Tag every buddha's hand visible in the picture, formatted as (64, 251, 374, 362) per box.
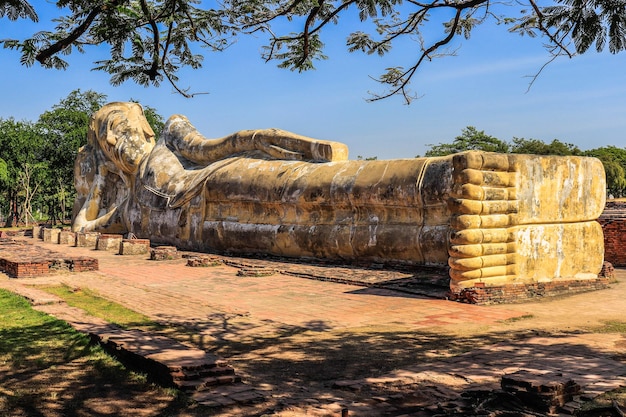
(256, 138, 305, 160)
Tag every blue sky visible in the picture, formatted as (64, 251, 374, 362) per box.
(1, 3, 625, 160)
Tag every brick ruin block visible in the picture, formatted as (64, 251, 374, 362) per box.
(186, 255, 223, 267)
(0, 230, 28, 238)
(8, 260, 50, 278)
(150, 246, 179, 261)
(96, 234, 124, 251)
(0, 238, 99, 277)
(42, 228, 61, 243)
(48, 258, 72, 272)
(598, 218, 626, 267)
(599, 261, 616, 283)
(67, 257, 99, 272)
(58, 230, 76, 245)
(28, 226, 45, 239)
(236, 266, 276, 277)
(2, 256, 99, 277)
(75, 232, 100, 248)
(501, 370, 581, 414)
(119, 239, 150, 255)
(451, 278, 610, 305)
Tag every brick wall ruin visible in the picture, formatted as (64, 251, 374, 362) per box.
(598, 201, 626, 267)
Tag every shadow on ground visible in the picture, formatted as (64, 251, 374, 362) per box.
(0, 321, 196, 417)
(2, 305, 626, 416)
(148, 310, 626, 416)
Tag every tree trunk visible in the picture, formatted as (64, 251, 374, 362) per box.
(4, 194, 17, 228)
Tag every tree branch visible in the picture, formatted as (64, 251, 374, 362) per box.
(162, 21, 174, 66)
(299, 0, 324, 66)
(370, 8, 464, 103)
(242, 0, 306, 29)
(35, 6, 103, 64)
(308, 1, 355, 36)
(139, 0, 161, 80)
(262, 1, 353, 63)
(370, 10, 426, 52)
(161, 1, 177, 64)
(409, 0, 490, 10)
(528, 0, 574, 58)
(525, 51, 561, 91)
(161, 59, 208, 98)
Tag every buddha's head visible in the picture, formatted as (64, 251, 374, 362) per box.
(88, 102, 156, 174)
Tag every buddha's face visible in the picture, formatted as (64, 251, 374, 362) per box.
(92, 102, 156, 174)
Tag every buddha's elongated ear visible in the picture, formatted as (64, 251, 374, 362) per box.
(92, 106, 122, 149)
(104, 117, 118, 147)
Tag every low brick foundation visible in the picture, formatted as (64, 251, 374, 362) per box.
(0, 229, 30, 238)
(42, 228, 61, 243)
(150, 246, 179, 261)
(0, 258, 49, 278)
(76, 232, 100, 248)
(0, 238, 99, 278)
(450, 278, 610, 305)
(59, 230, 76, 245)
(237, 266, 276, 277)
(186, 255, 222, 267)
(96, 234, 123, 252)
(67, 257, 100, 272)
(120, 239, 150, 255)
(5, 257, 99, 277)
(501, 370, 581, 414)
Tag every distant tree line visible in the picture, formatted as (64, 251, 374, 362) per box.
(424, 126, 626, 197)
(0, 89, 163, 227)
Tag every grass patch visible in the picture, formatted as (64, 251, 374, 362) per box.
(0, 288, 192, 417)
(578, 387, 626, 415)
(40, 285, 163, 332)
(502, 314, 535, 323)
(0, 289, 92, 369)
(595, 320, 626, 333)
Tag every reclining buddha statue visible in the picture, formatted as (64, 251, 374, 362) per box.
(73, 102, 607, 302)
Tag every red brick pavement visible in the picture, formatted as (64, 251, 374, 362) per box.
(10, 238, 526, 334)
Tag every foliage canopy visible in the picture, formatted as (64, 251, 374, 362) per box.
(425, 126, 509, 156)
(0, 89, 164, 227)
(2, 0, 626, 102)
(425, 126, 626, 196)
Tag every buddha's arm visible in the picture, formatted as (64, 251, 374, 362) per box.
(236, 128, 349, 162)
(163, 115, 348, 164)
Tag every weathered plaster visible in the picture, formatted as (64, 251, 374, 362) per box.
(73, 103, 606, 298)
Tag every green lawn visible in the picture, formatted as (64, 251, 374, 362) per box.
(41, 284, 163, 331)
(0, 289, 192, 417)
(0, 288, 93, 369)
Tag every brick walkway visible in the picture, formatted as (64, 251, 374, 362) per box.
(11, 238, 522, 329)
(2, 236, 626, 415)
